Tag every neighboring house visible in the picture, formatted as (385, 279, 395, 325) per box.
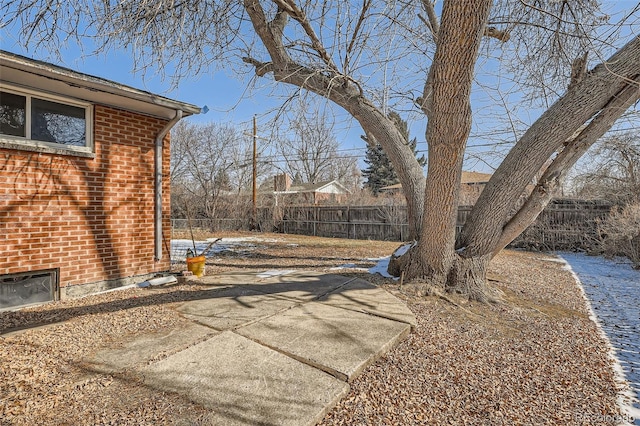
(379, 171, 493, 205)
(377, 183, 403, 196)
(0, 50, 200, 309)
(459, 171, 493, 205)
(263, 173, 349, 205)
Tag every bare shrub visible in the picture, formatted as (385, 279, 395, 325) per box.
(598, 202, 640, 267)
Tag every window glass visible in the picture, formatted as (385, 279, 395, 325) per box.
(0, 91, 26, 137)
(1, 270, 57, 309)
(31, 97, 86, 146)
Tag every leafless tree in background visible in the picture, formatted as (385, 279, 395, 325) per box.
(270, 104, 358, 185)
(170, 120, 271, 223)
(4, 0, 640, 301)
(566, 129, 640, 266)
(569, 132, 640, 204)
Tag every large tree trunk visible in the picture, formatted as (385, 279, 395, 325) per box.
(449, 37, 638, 301)
(349, 102, 426, 240)
(492, 77, 640, 256)
(395, 27, 640, 302)
(396, 0, 493, 294)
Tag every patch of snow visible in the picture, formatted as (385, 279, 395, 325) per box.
(538, 257, 567, 263)
(368, 256, 398, 279)
(368, 243, 414, 279)
(171, 237, 269, 261)
(216, 236, 279, 243)
(256, 270, 296, 278)
(393, 241, 415, 257)
(558, 253, 640, 425)
(330, 264, 369, 272)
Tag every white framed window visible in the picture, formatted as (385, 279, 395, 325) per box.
(0, 84, 93, 154)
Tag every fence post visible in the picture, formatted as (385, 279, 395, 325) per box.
(313, 206, 317, 237)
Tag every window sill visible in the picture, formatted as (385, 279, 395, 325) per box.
(0, 139, 95, 159)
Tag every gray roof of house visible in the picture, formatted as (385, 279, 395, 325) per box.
(0, 50, 201, 120)
(259, 178, 349, 194)
(289, 181, 341, 193)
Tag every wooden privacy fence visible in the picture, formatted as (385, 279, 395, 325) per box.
(171, 208, 273, 233)
(279, 205, 412, 241)
(511, 199, 612, 250)
(279, 205, 471, 241)
(277, 199, 613, 249)
(172, 218, 248, 232)
(171, 199, 612, 250)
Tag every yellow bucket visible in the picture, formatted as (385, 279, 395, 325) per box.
(186, 255, 206, 277)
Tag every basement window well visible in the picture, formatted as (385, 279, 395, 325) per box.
(1, 269, 58, 310)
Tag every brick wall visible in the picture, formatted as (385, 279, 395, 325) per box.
(0, 105, 172, 296)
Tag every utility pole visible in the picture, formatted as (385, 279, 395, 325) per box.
(251, 115, 257, 230)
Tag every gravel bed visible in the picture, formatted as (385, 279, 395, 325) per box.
(0, 234, 625, 425)
(1, 286, 212, 425)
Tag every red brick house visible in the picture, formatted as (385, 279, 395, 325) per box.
(0, 51, 200, 309)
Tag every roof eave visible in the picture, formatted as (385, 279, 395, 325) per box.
(0, 50, 201, 119)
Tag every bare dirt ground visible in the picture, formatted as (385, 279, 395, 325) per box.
(1, 232, 623, 425)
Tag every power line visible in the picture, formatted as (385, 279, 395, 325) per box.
(188, 125, 640, 166)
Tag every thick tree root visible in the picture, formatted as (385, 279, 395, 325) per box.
(399, 281, 443, 298)
(388, 244, 503, 303)
(446, 255, 503, 303)
(399, 281, 489, 321)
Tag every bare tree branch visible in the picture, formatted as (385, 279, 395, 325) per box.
(271, 0, 339, 73)
(344, 0, 371, 75)
(460, 34, 640, 257)
(420, 0, 439, 40)
(494, 75, 640, 255)
(484, 26, 510, 42)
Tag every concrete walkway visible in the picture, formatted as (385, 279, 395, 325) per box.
(87, 271, 416, 426)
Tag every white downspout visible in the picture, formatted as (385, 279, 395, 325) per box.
(155, 110, 183, 261)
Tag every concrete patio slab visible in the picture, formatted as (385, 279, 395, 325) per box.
(318, 278, 417, 329)
(177, 286, 298, 330)
(86, 322, 217, 374)
(245, 272, 356, 303)
(140, 331, 349, 426)
(82, 272, 414, 425)
(236, 302, 411, 382)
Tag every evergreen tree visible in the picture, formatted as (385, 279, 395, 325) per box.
(362, 112, 426, 195)
(362, 142, 397, 195)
